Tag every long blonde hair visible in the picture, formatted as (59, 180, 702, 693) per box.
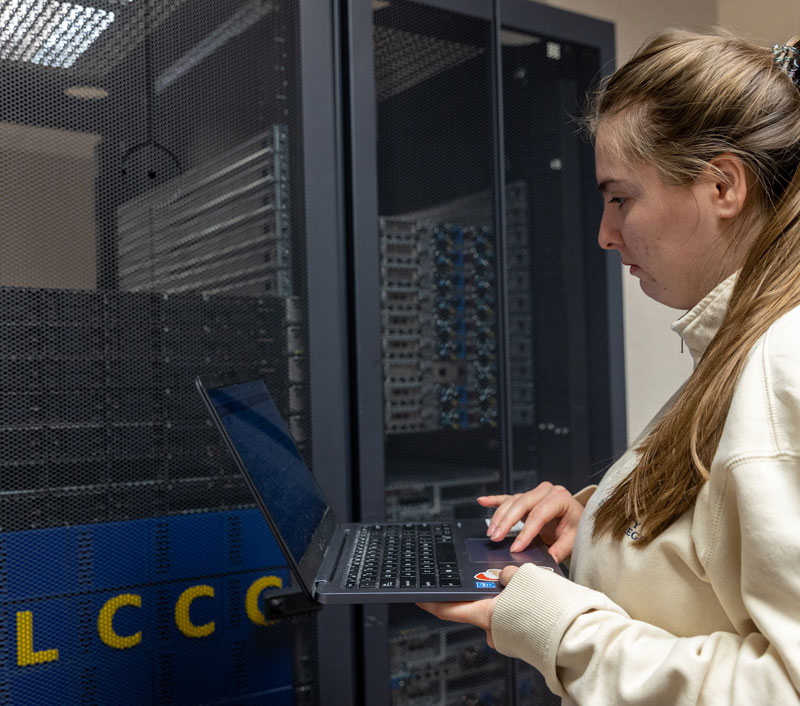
(586, 29, 800, 544)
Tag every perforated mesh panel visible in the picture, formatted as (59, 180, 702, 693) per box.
(0, 1, 317, 704)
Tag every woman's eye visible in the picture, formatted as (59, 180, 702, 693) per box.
(609, 196, 627, 208)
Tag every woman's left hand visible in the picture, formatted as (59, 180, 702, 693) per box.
(416, 565, 519, 648)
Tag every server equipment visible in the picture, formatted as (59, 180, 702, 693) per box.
(351, 3, 620, 704)
(0, 1, 324, 704)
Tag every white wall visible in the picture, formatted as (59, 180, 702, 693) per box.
(0, 123, 100, 291)
(717, 0, 800, 45)
(538, 0, 717, 66)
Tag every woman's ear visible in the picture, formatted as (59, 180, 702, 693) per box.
(708, 153, 748, 219)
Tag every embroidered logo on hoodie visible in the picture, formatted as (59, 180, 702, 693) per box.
(625, 520, 641, 541)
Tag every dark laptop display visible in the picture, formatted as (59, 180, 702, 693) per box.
(206, 379, 328, 560)
(197, 371, 562, 604)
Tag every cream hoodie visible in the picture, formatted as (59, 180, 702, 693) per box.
(491, 273, 800, 705)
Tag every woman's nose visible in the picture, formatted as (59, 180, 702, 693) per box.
(597, 215, 622, 251)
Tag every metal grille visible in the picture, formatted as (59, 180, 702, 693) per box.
(0, 0, 317, 704)
(374, 24, 483, 102)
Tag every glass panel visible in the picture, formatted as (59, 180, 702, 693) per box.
(501, 28, 604, 498)
(375, 3, 501, 527)
(0, 1, 317, 704)
(501, 26, 604, 706)
(373, 3, 509, 704)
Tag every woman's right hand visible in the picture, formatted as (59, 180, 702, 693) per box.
(478, 482, 585, 563)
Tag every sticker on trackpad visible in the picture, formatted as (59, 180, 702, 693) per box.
(465, 536, 547, 563)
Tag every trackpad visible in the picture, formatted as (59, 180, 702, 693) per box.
(465, 536, 548, 564)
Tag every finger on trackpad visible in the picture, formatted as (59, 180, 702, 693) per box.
(465, 537, 547, 563)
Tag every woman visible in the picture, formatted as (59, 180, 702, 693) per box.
(419, 29, 800, 704)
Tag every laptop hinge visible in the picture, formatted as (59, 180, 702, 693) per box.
(315, 527, 349, 591)
(262, 588, 321, 620)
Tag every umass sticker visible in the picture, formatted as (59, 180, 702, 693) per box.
(474, 569, 501, 588)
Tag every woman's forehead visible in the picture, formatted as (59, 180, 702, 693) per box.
(594, 133, 634, 183)
(593, 108, 651, 161)
(595, 120, 656, 187)
(594, 117, 630, 160)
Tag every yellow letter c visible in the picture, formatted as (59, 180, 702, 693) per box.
(175, 585, 215, 638)
(98, 594, 142, 649)
(245, 575, 283, 626)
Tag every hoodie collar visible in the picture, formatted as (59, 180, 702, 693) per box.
(670, 271, 738, 367)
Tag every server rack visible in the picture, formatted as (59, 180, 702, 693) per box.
(0, 1, 353, 704)
(346, 1, 621, 704)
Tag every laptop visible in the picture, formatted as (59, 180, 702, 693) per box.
(196, 371, 561, 604)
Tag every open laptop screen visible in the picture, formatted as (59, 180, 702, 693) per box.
(205, 377, 328, 565)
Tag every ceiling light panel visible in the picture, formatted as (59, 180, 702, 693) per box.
(0, 0, 115, 68)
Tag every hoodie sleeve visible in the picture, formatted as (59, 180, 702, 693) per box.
(492, 560, 800, 705)
(491, 453, 800, 706)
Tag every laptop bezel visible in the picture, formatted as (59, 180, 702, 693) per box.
(195, 371, 340, 599)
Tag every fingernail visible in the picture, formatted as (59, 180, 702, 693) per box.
(509, 542, 519, 552)
(491, 530, 501, 540)
(486, 523, 495, 536)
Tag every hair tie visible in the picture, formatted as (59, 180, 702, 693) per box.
(773, 44, 800, 88)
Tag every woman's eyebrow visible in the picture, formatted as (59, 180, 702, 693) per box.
(597, 179, 625, 192)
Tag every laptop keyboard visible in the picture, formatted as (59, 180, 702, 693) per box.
(346, 523, 461, 589)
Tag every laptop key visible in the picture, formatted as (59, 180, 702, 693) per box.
(344, 522, 469, 593)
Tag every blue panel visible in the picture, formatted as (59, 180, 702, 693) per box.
(0, 512, 297, 706)
(82, 520, 151, 590)
(152, 514, 226, 582)
(8, 661, 79, 706)
(92, 649, 152, 706)
(153, 641, 227, 706)
(6, 527, 73, 600)
(227, 509, 285, 572)
(225, 619, 294, 698)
